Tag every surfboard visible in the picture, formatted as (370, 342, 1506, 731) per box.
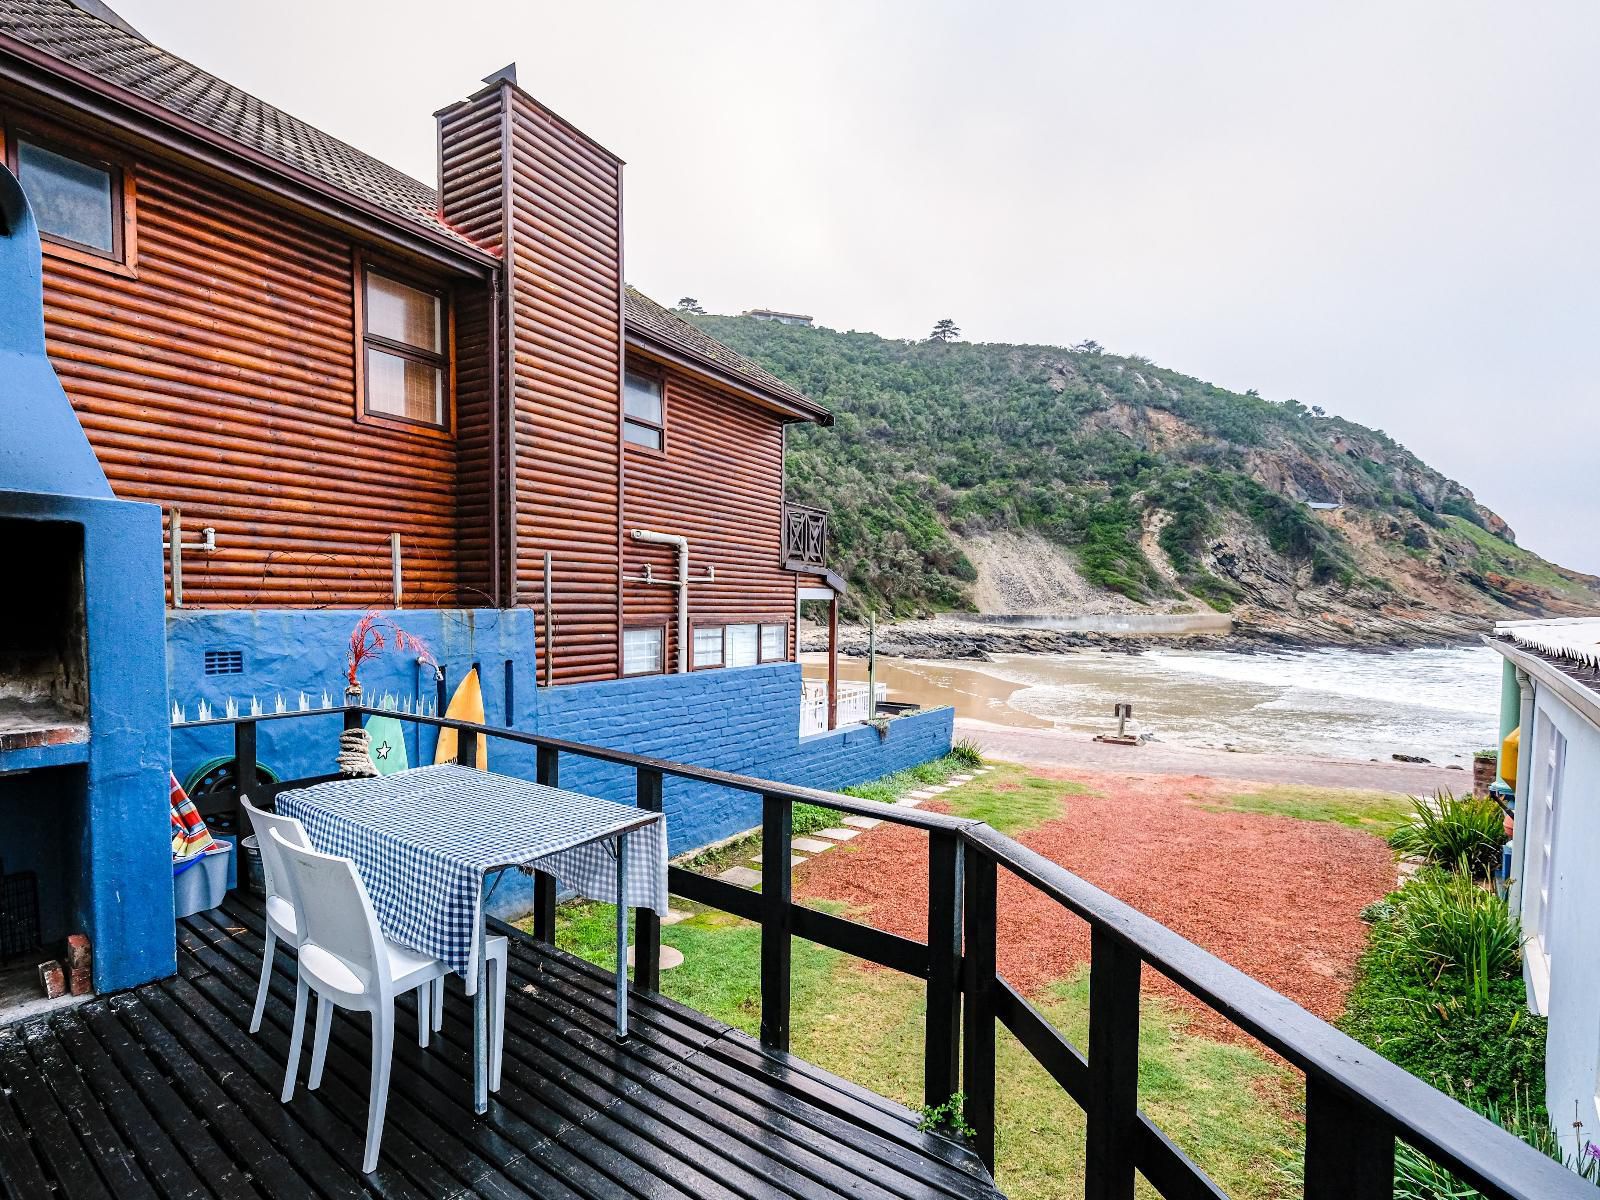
(433, 667, 489, 770)
(364, 713, 410, 776)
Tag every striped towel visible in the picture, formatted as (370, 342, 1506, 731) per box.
(170, 773, 216, 858)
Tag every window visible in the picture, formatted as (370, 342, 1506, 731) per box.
(623, 371, 664, 450)
(10, 133, 122, 260)
(362, 267, 449, 429)
(760, 623, 787, 662)
(726, 624, 759, 668)
(622, 626, 664, 676)
(692, 625, 724, 669)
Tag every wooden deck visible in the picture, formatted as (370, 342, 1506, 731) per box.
(0, 894, 1002, 1199)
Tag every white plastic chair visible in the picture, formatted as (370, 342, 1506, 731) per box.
(269, 829, 452, 1173)
(241, 797, 311, 1034)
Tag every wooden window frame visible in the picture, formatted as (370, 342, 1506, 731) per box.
(2, 118, 138, 278)
(690, 622, 725, 671)
(621, 623, 668, 677)
(758, 621, 790, 664)
(623, 367, 667, 456)
(354, 254, 456, 440)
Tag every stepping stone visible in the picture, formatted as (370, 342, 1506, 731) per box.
(895, 798, 923, 808)
(627, 945, 685, 970)
(661, 908, 692, 926)
(926, 785, 951, 795)
(792, 837, 835, 854)
(814, 828, 859, 842)
(752, 854, 807, 868)
(948, 774, 975, 783)
(841, 816, 881, 830)
(906, 790, 936, 800)
(974, 767, 993, 775)
(716, 866, 761, 888)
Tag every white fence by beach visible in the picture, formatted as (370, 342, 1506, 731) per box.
(799, 679, 888, 736)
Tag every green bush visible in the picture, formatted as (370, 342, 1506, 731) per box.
(1394, 1085, 1599, 1198)
(1373, 868, 1522, 1004)
(949, 737, 983, 768)
(1388, 791, 1508, 876)
(1340, 883, 1544, 1119)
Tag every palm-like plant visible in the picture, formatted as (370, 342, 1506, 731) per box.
(1388, 790, 1507, 876)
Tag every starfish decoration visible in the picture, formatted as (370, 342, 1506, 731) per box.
(374, 740, 392, 762)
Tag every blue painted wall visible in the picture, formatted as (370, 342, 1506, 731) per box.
(0, 491, 172, 993)
(167, 607, 953, 916)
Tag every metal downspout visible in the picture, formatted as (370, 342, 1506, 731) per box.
(630, 530, 689, 673)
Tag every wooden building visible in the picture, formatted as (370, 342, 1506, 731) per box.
(0, 0, 846, 703)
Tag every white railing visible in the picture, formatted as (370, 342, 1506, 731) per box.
(799, 679, 889, 736)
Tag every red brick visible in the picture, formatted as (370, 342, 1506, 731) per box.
(37, 960, 65, 1000)
(65, 933, 91, 972)
(68, 966, 92, 997)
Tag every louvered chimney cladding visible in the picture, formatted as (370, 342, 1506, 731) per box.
(436, 73, 626, 683)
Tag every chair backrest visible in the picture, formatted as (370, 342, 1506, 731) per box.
(241, 797, 310, 919)
(268, 828, 391, 993)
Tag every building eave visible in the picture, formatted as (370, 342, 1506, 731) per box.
(0, 32, 500, 277)
(1483, 634, 1600, 732)
(625, 327, 832, 426)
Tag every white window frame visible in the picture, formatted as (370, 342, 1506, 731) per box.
(1522, 713, 1565, 1013)
(692, 625, 724, 670)
(759, 623, 787, 663)
(622, 625, 665, 677)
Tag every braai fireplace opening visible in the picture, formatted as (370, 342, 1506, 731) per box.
(0, 517, 88, 751)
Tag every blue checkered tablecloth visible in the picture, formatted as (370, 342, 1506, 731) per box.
(277, 764, 667, 976)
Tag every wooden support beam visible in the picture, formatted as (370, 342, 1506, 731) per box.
(961, 844, 997, 1168)
(760, 793, 793, 1051)
(925, 829, 962, 1111)
(1085, 927, 1141, 1200)
(633, 767, 664, 992)
(827, 596, 839, 731)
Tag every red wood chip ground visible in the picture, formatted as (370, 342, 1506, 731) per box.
(793, 768, 1396, 1033)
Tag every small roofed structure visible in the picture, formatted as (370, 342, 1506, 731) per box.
(741, 308, 814, 326)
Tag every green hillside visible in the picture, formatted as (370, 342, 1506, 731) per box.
(693, 314, 1594, 626)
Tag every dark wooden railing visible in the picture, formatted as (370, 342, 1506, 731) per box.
(181, 705, 1590, 1199)
(783, 502, 828, 569)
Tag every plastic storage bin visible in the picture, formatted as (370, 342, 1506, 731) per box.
(173, 841, 233, 918)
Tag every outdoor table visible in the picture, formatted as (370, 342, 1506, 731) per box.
(277, 763, 668, 1114)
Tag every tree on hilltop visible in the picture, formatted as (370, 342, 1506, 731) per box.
(676, 297, 706, 314)
(928, 318, 960, 342)
(1072, 338, 1103, 356)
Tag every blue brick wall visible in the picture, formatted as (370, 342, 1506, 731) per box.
(167, 609, 953, 897)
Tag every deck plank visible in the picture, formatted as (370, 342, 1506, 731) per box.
(1, 896, 1004, 1200)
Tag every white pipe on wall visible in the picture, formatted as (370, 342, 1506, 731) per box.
(630, 530, 689, 673)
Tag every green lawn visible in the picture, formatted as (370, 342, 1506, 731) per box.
(938, 765, 1097, 836)
(1201, 784, 1413, 837)
(547, 896, 1302, 1200)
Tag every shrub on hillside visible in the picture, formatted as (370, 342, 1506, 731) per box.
(1388, 790, 1508, 876)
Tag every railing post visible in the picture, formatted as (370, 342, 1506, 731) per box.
(1304, 1078, 1394, 1200)
(1085, 927, 1141, 1200)
(233, 717, 257, 812)
(634, 767, 664, 992)
(961, 842, 997, 1169)
(454, 722, 478, 768)
(760, 793, 792, 1051)
(925, 829, 963, 1111)
(532, 747, 560, 943)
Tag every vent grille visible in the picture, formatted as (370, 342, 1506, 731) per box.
(203, 648, 244, 676)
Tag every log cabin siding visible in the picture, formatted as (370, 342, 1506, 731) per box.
(622, 364, 797, 668)
(9, 103, 474, 608)
(502, 87, 625, 683)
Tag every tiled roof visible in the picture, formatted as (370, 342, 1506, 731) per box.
(625, 289, 827, 422)
(2, 2, 825, 419)
(0, 0, 474, 249)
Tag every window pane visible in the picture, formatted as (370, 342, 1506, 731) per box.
(760, 623, 785, 661)
(623, 627, 663, 676)
(367, 273, 441, 353)
(366, 348, 443, 424)
(624, 372, 662, 424)
(624, 420, 662, 449)
(17, 140, 114, 253)
(693, 626, 723, 669)
(726, 624, 759, 668)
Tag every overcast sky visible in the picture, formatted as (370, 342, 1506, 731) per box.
(117, 1, 1600, 573)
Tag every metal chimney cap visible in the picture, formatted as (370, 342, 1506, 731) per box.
(482, 63, 518, 87)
